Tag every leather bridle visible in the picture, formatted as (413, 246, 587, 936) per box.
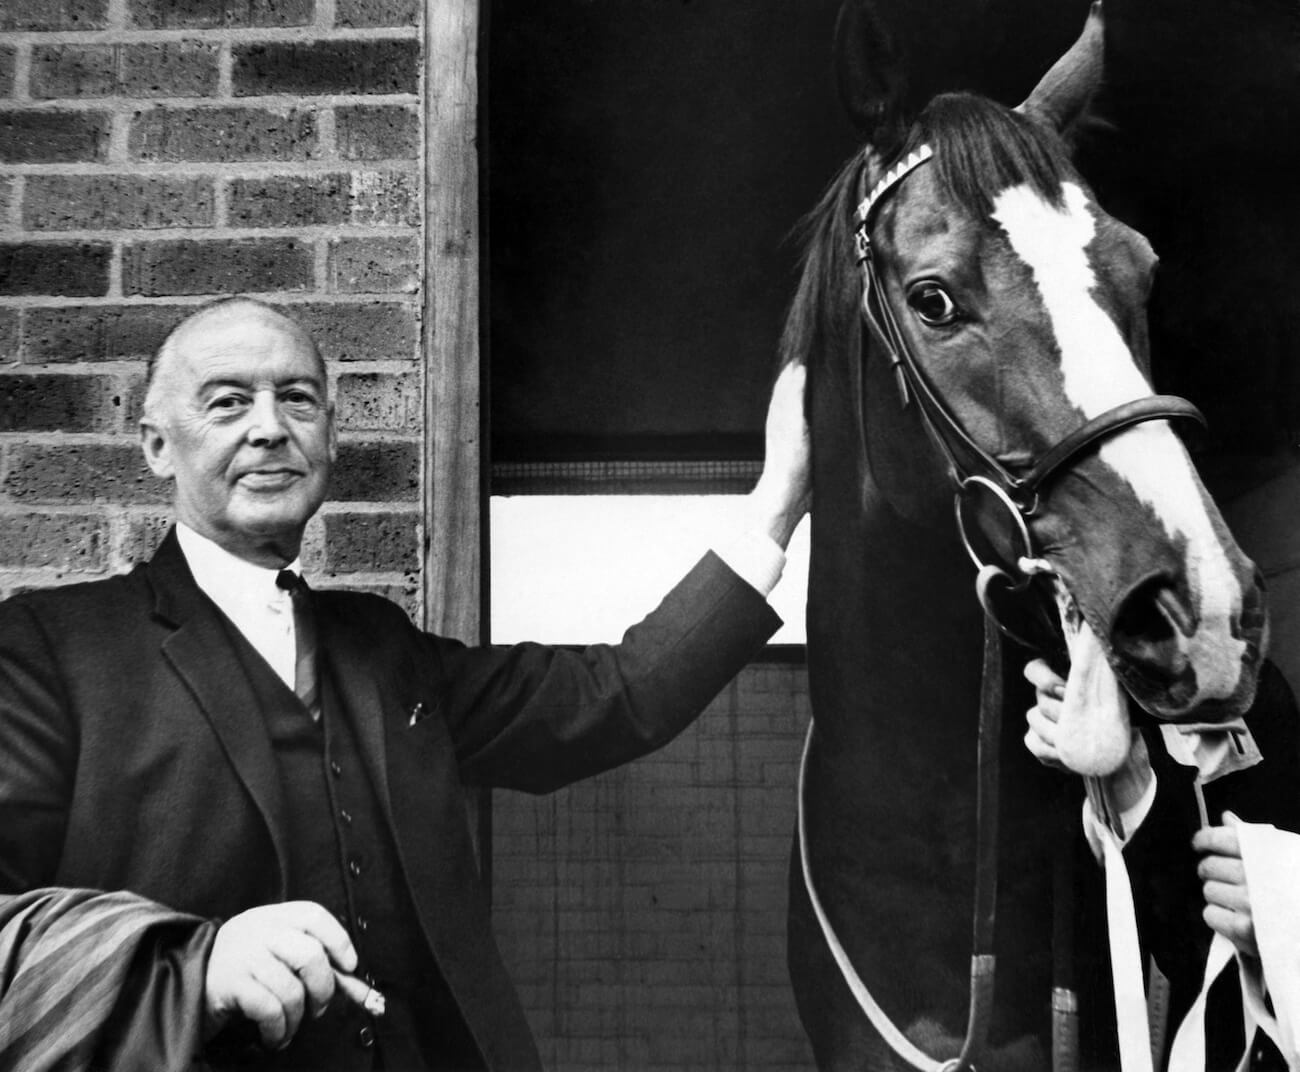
(797, 143, 1205, 1072)
(852, 145, 1206, 629)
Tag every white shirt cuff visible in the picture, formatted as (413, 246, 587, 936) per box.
(714, 530, 787, 597)
(1082, 772, 1159, 860)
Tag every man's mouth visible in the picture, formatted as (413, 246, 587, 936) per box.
(237, 469, 302, 491)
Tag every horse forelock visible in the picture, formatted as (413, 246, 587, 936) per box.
(908, 92, 1073, 221)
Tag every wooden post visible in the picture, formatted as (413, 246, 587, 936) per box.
(425, 0, 491, 886)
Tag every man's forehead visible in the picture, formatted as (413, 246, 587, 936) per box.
(164, 307, 324, 382)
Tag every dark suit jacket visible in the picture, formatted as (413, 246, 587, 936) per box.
(0, 529, 780, 1070)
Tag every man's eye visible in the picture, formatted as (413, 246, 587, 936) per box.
(210, 395, 246, 410)
(907, 282, 961, 327)
(282, 391, 319, 408)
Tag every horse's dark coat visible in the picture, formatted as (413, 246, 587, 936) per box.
(790, 2, 1300, 1069)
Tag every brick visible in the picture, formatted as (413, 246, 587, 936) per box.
(233, 40, 418, 97)
(327, 236, 419, 294)
(31, 43, 222, 100)
(0, 0, 108, 31)
(336, 372, 420, 432)
(21, 304, 190, 364)
(335, 105, 417, 160)
(128, 0, 312, 29)
(22, 300, 417, 366)
(0, 111, 110, 164)
(0, 242, 110, 297)
(129, 106, 317, 163)
(229, 171, 417, 228)
(0, 178, 11, 230)
(0, 49, 15, 99)
(284, 301, 418, 362)
(122, 238, 313, 296)
(0, 374, 124, 432)
(31, 46, 115, 99)
(0, 513, 108, 569)
(24, 176, 215, 231)
(331, 440, 418, 502)
(335, 0, 418, 27)
(120, 512, 173, 563)
(2, 443, 166, 505)
(0, 311, 16, 362)
(121, 43, 222, 98)
(323, 511, 418, 571)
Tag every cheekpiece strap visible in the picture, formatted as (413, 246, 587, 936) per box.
(853, 144, 935, 262)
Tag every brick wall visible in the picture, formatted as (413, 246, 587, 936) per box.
(0, 0, 423, 607)
(493, 662, 817, 1072)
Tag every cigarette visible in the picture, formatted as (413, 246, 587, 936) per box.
(334, 969, 387, 1017)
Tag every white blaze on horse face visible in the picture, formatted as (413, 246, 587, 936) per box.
(991, 181, 1247, 703)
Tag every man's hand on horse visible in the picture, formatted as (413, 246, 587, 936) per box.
(749, 361, 812, 549)
(1193, 814, 1259, 961)
(1021, 658, 1154, 815)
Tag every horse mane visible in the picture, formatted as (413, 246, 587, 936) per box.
(779, 91, 1077, 373)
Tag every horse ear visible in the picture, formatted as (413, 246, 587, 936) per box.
(833, 0, 908, 139)
(1016, 1, 1104, 132)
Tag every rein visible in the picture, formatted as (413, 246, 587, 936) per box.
(798, 142, 1206, 1072)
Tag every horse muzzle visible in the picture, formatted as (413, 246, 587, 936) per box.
(1103, 560, 1268, 722)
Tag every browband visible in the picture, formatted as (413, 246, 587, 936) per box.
(854, 144, 935, 251)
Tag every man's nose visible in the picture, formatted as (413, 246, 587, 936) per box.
(246, 393, 289, 446)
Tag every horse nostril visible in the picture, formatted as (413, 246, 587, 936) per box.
(1111, 578, 1192, 678)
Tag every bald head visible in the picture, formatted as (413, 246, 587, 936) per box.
(145, 299, 325, 421)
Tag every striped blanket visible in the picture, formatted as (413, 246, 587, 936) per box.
(0, 887, 215, 1071)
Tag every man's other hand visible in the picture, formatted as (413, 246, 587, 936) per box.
(749, 361, 812, 549)
(1022, 657, 1153, 814)
(1193, 815, 1259, 961)
(204, 901, 358, 1050)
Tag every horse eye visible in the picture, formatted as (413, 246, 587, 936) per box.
(907, 282, 960, 327)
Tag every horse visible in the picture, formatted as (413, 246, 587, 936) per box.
(779, 10, 1271, 1069)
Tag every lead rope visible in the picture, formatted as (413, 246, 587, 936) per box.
(797, 615, 1002, 1072)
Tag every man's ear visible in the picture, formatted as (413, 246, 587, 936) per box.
(139, 417, 174, 479)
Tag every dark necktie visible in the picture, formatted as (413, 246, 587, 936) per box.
(276, 569, 320, 720)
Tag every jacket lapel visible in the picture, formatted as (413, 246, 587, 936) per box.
(147, 531, 290, 885)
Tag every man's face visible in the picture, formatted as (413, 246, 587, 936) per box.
(141, 310, 337, 564)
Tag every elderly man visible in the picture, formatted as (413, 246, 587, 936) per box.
(0, 298, 810, 1071)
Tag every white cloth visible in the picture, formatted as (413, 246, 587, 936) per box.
(1238, 822, 1300, 1068)
(175, 523, 300, 690)
(1083, 804, 1154, 1072)
(1166, 821, 1300, 1071)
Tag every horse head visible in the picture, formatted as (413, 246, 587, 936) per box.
(786, 5, 1267, 775)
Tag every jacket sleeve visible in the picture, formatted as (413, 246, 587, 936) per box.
(0, 603, 220, 1071)
(0, 887, 215, 1072)
(0, 597, 78, 892)
(428, 551, 781, 792)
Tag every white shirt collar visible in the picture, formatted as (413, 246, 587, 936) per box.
(175, 522, 302, 610)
